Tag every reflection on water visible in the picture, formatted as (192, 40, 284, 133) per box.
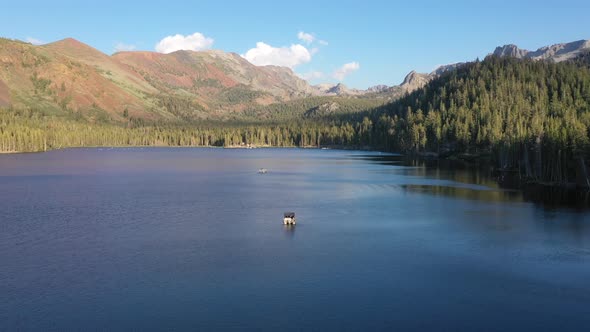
(401, 184, 522, 203)
(283, 225, 296, 239)
(357, 154, 590, 210)
(523, 184, 590, 210)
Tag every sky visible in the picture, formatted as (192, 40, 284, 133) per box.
(1, 0, 589, 89)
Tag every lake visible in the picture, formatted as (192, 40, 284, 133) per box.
(1, 148, 589, 331)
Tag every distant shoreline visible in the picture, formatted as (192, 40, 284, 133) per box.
(0, 144, 388, 155)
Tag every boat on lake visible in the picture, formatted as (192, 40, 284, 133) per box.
(283, 212, 296, 225)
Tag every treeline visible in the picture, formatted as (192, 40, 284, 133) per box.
(0, 93, 387, 152)
(0, 107, 368, 152)
(356, 55, 590, 185)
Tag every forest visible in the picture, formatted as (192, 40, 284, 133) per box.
(0, 106, 367, 152)
(2, 53, 590, 187)
(361, 55, 590, 186)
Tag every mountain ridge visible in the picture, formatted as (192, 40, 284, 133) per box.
(492, 39, 590, 62)
(0, 37, 320, 120)
(2, 37, 589, 121)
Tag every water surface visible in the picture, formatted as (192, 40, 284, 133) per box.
(1, 148, 589, 331)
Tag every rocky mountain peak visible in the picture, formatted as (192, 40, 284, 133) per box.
(327, 83, 348, 94)
(493, 44, 529, 58)
(492, 39, 590, 62)
(400, 70, 430, 93)
(401, 71, 418, 85)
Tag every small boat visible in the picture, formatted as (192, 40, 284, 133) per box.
(283, 212, 296, 225)
(258, 168, 268, 174)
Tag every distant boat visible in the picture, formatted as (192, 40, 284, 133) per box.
(283, 212, 296, 225)
(258, 168, 268, 174)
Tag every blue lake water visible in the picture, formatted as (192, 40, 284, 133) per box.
(1, 148, 589, 331)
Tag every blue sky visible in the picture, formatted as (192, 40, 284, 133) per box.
(1, 0, 589, 89)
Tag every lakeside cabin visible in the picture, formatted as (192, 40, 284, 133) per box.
(283, 212, 296, 225)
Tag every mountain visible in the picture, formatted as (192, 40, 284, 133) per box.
(0, 37, 317, 121)
(366, 85, 390, 93)
(4, 36, 588, 122)
(493, 39, 590, 62)
(365, 39, 590, 100)
(112, 49, 314, 102)
(491, 44, 529, 59)
(310, 71, 438, 100)
(313, 83, 366, 96)
(399, 71, 430, 93)
(430, 62, 466, 76)
(0, 37, 155, 120)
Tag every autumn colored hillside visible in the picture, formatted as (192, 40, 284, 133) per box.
(0, 37, 318, 122)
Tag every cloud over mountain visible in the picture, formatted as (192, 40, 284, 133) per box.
(242, 42, 312, 69)
(333, 62, 360, 80)
(155, 32, 214, 54)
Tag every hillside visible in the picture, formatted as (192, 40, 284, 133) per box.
(359, 55, 590, 185)
(0, 37, 325, 121)
(112, 49, 315, 107)
(0, 38, 158, 121)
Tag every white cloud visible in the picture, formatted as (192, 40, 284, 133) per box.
(155, 32, 214, 54)
(298, 71, 325, 80)
(297, 31, 315, 44)
(298, 31, 330, 47)
(26, 37, 44, 45)
(114, 42, 136, 52)
(242, 42, 312, 69)
(333, 62, 360, 81)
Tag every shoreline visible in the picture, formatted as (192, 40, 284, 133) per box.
(0, 144, 386, 155)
